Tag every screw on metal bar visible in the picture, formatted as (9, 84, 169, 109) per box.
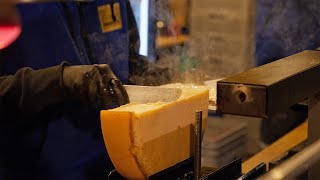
(194, 110, 202, 180)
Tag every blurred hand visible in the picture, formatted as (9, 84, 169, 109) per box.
(63, 64, 129, 109)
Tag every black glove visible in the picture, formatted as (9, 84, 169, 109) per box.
(63, 64, 129, 109)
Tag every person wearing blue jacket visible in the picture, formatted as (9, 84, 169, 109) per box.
(256, 0, 320, 145)
(256, 0, 320, 65)
(0, 0, 170, 179)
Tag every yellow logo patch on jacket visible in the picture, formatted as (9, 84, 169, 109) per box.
(98, 3, 122, 33)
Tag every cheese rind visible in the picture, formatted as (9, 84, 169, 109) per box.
(101, 111, 145, 179)
(101, 86, 209, 179)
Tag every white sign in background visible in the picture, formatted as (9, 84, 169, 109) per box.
(189, 0, 256, 78)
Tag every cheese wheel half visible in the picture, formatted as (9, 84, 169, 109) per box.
(101, 85, 209, 179)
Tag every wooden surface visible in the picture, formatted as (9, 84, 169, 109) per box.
(156, 35, 189, 48)
(242, 121, 308, 173)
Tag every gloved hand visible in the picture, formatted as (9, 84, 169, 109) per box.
(63, 64, 129, 109)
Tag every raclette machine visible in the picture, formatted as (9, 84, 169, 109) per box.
(217, 50, 320, 179)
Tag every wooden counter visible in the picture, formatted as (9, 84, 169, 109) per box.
(242, 121, 308, 173)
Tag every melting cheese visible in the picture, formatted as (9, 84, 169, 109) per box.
(100, 85, 209, 179)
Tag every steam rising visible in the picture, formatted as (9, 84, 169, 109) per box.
(153, 0, 212, 85)
(163, 0, 255, 84)
(129, 0, 256, 86)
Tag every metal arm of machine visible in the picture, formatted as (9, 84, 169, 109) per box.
(217, 50, 320, 180)
(217, 50, 320, 118)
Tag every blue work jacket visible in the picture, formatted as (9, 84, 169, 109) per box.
(256, 0, 320, 65)
(0, 1, 130, 179)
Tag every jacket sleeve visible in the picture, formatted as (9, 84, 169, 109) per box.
(0, 63, 68, 115)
